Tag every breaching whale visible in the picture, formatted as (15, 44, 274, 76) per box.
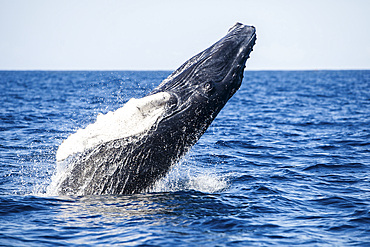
(49, 23, 256, 195)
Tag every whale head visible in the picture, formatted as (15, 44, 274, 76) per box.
(152, 23, 256, 141)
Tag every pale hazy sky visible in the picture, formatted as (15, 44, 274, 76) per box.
(1, 0, 369, 70)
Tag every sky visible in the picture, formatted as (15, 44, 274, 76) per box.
(0, 0, 369, 71)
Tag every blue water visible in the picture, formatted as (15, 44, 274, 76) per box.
(1, 70, 369, 246)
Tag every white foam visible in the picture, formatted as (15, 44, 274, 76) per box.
(151, 162, 229, 194)
(56, 92, 171, 161)
(45, 158, 70, 196)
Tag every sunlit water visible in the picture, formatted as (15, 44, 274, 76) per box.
(1, 70, 369, 246)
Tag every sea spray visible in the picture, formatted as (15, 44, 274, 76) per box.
(151, 157, 229, 194)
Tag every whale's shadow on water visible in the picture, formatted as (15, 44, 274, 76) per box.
(47, 23, 257, 196)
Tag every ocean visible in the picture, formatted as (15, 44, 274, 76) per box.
(0, 70, 369, 246)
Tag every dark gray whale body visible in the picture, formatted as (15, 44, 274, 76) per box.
(55, 23, 256, 195)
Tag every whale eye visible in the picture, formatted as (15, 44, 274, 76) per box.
(204, 81, 214, 93)
(167, 93, 178, 110)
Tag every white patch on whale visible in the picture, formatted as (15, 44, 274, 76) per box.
(56, 92, 171, 162)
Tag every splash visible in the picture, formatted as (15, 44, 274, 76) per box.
(56, 92, 171, 161)
(46, 158, 71, 196)
(151, 160, 229, 194)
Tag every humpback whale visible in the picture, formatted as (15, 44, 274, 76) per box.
(49, 23, 256, 195)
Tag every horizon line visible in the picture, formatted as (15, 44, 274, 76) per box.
(1, 68, 369, 72)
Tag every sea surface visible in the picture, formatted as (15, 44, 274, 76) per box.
(0, 70, 369, 246)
